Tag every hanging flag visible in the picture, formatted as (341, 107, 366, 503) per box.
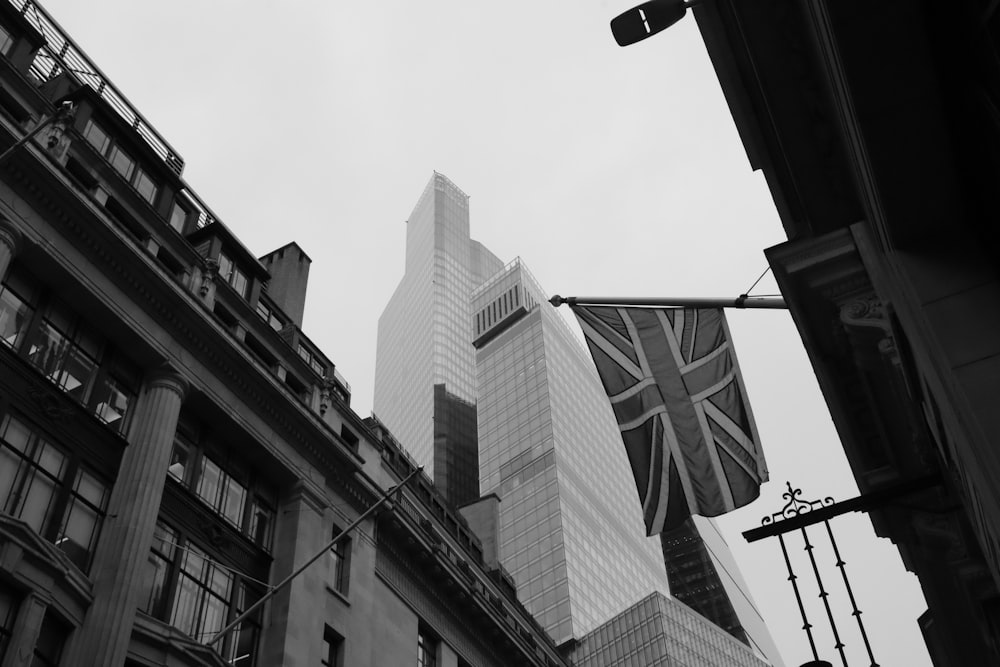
(571, 305, 767, 534)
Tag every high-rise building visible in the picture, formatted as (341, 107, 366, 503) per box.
(471, 259, 672, 643)
(0, 4, 570, 666)
(375, 173, 782, 665)
(374, 173, 503, 506)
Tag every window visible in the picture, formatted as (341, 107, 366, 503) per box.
(218, 253, 249, 299)
(329, 524, 351, 595)
(108, 145, 135, 180)
(417, 627, 438, 667)
(321, 626, 344, 667)
(3, 271, 142, 435)
(0, 270, 36, 349)
(82, 119, 110, 155)
(82, 119, 159, 206)
(255, 300, 282, 332)
(168, 201, 190, 233)
(31, 611, 69, 667)
(0, 414, 109, 571)
(296, 343, 325, 376)
(0, 585, 16, 662)
(167, 431, 276, 551)
(133, 167, 158, 205)
(142, 521, 262, 666)
(0, 25, 13, 56)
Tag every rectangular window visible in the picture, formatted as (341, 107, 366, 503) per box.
(0, 271, 36, 349)
(248, 488, 275, 550)
(2, 271, 138, 433)
(322, 626, 344, 667)
(143, 522, 177, 618)
(255, 301, 282, 331)
(133, 167, 158, 205)
(170, 542, 233, 639)
(0, 26, 12, 56)
(0, 414, 109, 571)
(31, 612, 68, 667)
(143, 522, 263, 666)
(329, 524, 351, 595)
(417, 628, 438, 667)
(296, 344, 324, 376)
(168, 435, 275, 551)
(168, 201, 189, 233)
(218, 253, 249, 299)
(0, 584, 16, 661)
(168, 437, 192, 483)
(108, 145, 135, 181)
(82, 119, 110, 155)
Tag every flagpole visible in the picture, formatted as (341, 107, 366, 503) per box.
(548, 295, 787, 309)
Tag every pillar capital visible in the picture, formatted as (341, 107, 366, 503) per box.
(145, 364, 189, 402)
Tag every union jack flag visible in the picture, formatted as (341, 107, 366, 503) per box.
(571, 305, 768, 534)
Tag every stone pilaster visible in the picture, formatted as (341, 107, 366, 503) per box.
(0, 592, 47, 667)
(259, 480, 328, 666)
(65, 367, 188, 667)
(0, 215, 23, 281)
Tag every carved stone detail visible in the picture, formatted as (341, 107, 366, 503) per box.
(839, 294, 891, 333)
(26, 384, 76, 421)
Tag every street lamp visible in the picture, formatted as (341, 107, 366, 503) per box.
(610, 0, 703, 46)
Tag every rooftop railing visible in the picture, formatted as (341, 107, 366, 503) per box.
(12, 0, 185, 174)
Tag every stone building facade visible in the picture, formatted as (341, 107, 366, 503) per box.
(0, 2, 568, 666)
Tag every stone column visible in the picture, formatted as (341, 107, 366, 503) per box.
(0, 215, 23, 281)
(65, 367, 188, 667)
(0, 592, 47, 667)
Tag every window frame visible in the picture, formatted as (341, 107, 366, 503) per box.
(218, 253, 249, 299)
(0, 412, 110, 572)
(4, 270, 141, 435)
(417, 627, 439, 667)
(168, 200, 190, 233)
(329, 523, 351, 596)
(0, 25, 13, 56)
(142, 520, 263, 666)
(321, 626, 344, 667)
(167, 429, 276, 552)
(82, 118, 160, 207)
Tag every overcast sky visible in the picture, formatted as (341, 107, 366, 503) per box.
(42, 1, 931, 664)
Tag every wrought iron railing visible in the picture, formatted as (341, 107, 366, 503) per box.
(11, 0, 185, 174)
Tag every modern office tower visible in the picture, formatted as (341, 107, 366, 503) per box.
(663, 519, 748, 643)
(376, 175, 780, 663)
(666, 517, 784, 664)
(570, 592, 770, 667)
(374, 172, 503, 506)
(471, 259, 671, 644)
(0, 5, 569, 666)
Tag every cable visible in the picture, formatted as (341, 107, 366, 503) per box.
(743, 266, 772, 297)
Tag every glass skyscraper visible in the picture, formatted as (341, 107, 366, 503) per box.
(471, 259, 670, 643)
(375, 172, 780, 663)
(374, 172, 503, 505)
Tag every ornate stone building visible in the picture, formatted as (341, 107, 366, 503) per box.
(693, 0, 1000, 663)
(0, 1, 569, 665)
